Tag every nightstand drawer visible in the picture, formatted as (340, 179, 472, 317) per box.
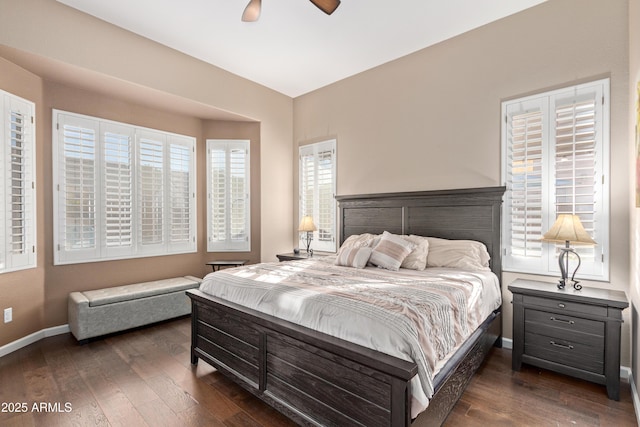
(525, 332, 604, 374)
(523, 295, 607, 317)
(525, 309, 605, 338)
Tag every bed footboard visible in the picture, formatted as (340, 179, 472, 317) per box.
(188, 289, 418, 427)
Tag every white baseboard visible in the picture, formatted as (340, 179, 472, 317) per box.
(630, 373, 640, 425)
(0, 324, 70, 358)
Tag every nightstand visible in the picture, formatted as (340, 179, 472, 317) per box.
(509, 279, 628, 400)
(276, 251, 332, 262)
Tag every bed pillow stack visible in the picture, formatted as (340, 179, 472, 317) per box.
(334, 232, 490, 272)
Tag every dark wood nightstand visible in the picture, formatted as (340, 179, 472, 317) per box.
(509, 279, 628, 400)
(276, 251, 332, 262)
(205, 260, 247, 271)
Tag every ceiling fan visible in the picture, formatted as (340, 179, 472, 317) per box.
(242, 0, 341, 22)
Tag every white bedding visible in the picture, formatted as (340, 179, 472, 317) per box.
(198, 257, 501, 417)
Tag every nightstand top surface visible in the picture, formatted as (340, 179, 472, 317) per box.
(508, 278, 628, 309)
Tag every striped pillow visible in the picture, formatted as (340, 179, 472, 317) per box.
(370, 231, 415, 271)
(334, 246, 373, 269)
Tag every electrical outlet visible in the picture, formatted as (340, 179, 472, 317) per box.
(4, 308, 12, 323)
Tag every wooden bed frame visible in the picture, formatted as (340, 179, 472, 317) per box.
(187, 186, 505, 427)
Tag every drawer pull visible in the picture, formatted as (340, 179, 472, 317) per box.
(550, 316, 574, 325)
(550, 341, 574, 350)
(557, 303, 566, 308)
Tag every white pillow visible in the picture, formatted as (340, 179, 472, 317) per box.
(334, 246, 372, 269)
(400, 235, 429, 270)
(339, 233, 377, 250)
(426, 237, 491, 271)
(370, 231, 415, 271)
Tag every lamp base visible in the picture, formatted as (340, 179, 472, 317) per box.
(557, 246, 583, 291)
(557, 279, 582, 291)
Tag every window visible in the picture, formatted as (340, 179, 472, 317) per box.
(0, 90, 36, 273)
(206, 140, 250, 252)
(299, 139, 336, 253)
(53, 110, 196, 264)
(501, 79, 609, 280)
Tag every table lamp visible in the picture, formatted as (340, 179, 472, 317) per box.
(542, 214, 596, 290)
(298, 215, 317, 255)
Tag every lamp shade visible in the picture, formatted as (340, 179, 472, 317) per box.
(542, 214, 596, 245)
(298, 215, 317, 232)
(241, 0, 261, 22)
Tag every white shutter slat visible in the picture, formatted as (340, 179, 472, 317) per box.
(169, 143, 191, 243)
(506, 107, 544, 258)
(0, 92, 36, 272)
(553, 97, 597, 261)
(104, 130, 132, 249)
(207, 140, 250, 252)
(138, 137, 164, 246)
(62, 123, 97, 252)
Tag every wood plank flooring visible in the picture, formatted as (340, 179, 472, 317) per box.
(0, 316, 636, 426)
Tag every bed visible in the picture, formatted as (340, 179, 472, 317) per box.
(187, 186, 505, 427)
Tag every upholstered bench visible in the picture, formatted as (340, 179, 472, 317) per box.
(68, 276, 202, 342)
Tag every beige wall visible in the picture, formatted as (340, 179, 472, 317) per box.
(0, 0, 292, 345)
(629, 0, 640, 402)
(294, 0, 633, 366)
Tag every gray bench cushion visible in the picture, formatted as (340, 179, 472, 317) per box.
(83, 276, 201, 307)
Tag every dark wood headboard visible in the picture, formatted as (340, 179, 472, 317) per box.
(336, 186, 506, 279)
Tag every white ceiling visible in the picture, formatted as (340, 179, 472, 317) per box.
(56, 0, 546, 98)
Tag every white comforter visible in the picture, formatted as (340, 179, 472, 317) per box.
(198, 257, 501, 417)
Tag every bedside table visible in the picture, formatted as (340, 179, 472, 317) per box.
(509, 279, 628, 400)
(276, 251, 332, 262)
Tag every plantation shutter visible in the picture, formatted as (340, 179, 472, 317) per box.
(299, 139, 336, 253)
(1, 92, 36, 272)
(103, 124, 133, 256)
(168, 137, 195, 251)
(550, 88, 605, 276)
(503, 99, 545, 272)
(209, 147, 227, 247)
(502, 79, 608, 280)
(138, 132, 164, 248)
(207, 140, 250, 252)
(54, 110, 196, 264)
(57, 115, 100, 262)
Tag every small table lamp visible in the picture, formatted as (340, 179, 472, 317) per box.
(298, 215, 317, 255)
(542, 214, 596, 290)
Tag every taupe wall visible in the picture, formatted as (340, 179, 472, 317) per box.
(294, 0, 633, 365)
(0, 0, 292, 346)
(629, 0, 640, 401)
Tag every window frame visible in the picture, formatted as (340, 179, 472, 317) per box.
(299, 139, 337, 253)
(501, 78, 610, 281)
(0, 90, 36, 274)
(52, 110, 197, 265)
(206, 139, 251, 252)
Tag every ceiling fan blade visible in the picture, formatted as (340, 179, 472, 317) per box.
(309, 0, 341, 15)
(242, 0, 261, 22)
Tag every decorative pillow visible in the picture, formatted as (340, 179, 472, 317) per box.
(369, 231, 415, 271)
(426, 237, 491, 271)
(334, 246, 372, 269)
(339, 233, 378, 250)
(400, 235, 429, 270)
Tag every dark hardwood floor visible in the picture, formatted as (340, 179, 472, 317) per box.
(0, 316, 636, 426)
